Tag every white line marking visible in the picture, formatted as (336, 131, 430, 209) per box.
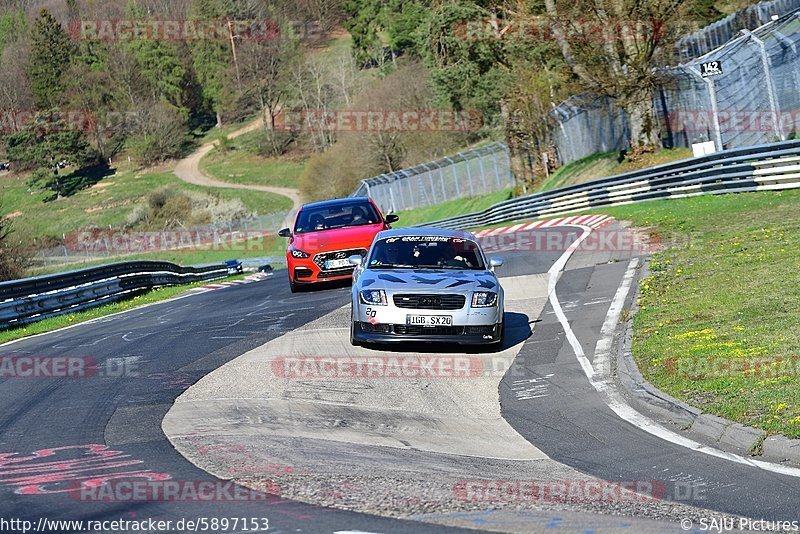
(548, 232, 800, 478)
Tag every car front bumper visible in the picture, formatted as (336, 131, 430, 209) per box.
(352, 321, 502, 344)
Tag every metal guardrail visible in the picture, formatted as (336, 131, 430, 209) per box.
(417, 139, 800, 230)
(0, 261, 228, 328)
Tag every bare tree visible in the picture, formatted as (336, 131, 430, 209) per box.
(529, 0, 685, 150)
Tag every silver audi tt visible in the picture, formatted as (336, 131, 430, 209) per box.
(349, 228, 505, 346)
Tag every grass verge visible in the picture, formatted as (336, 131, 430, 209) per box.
(535, 148, 693, 192)
(0, 274, 247, 345)
(601, 189, 800, 439)
(395, 189, 514, 228)
(200, 131, 306, 189)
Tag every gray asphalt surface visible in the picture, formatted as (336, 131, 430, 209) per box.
(0, 224, 797, 533)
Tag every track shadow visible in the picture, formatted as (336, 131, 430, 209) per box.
(366, 312, 534, 355)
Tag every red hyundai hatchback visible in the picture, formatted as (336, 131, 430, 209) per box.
(278, 197, 398, 292)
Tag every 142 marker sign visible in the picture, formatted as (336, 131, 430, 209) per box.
(700, 61, 723, 77)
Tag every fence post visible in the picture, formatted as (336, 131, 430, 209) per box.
(458, 152, 474, 196)
(421, 163, 436, 205)
(477, 151, 488, 193)
(492, 148, 502, 188)
(445, 156, 460, 197)
(742, 30, 784, 141)
(438, 165, 447, 200)
(684, 64, 723, 150)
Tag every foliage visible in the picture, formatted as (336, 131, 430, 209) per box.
(28, 9, 75, 109)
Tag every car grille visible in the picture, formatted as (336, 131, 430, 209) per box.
(393, 294, 466, 310)
(317, 268, 355, 279)
(393, 325, 466, 336)
(313, 248, 367, 271)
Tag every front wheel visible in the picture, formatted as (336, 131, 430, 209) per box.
(495, 322, 504, 346)
(289, 280, 298, 293)
(350, 307, 362, 347)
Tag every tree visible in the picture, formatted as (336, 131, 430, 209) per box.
(0, 205, 29, 281)
(28, 9, 75, 109)
(190, 0, 236, 126)
(5, 111, 95, 196)
(537, 0, 685, 149)
(237, 23, 302, 154)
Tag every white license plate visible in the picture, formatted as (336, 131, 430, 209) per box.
(325, 258, 351, 269)
(406, 315, 453, 326)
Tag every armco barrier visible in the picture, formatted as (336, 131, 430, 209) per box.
(416, 139, 800, 230)
(0, 261, 228, 328)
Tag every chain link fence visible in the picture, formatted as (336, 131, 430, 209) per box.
(662, 10, 800, 150)
(350, 142, 514, 214)
(550, 2, 800, 166)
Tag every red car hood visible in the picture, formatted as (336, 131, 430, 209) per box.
(292, 224, 384, 253)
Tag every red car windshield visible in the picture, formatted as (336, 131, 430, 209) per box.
(295, 202, 381, 234)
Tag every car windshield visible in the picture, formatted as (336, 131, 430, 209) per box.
(294, 202, 381, 234)
(368, 236, 486, 270)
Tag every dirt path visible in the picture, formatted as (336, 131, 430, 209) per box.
(174, 118, 303, 227)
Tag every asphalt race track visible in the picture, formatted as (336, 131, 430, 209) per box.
(2, 222, 799, 533)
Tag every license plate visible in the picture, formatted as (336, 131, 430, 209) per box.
(325, 258, 351, 270)
(406, 315, 453, 326)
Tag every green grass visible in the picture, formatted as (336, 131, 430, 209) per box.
(0, 168, 291, 245)
(32, 234, 286, 275)
(600, 189, 800, 439)
(536, 148, 693, 192)
(0, 274, 247, 345)
(395, 189, 514, 228)
(201, 130, 306, 189)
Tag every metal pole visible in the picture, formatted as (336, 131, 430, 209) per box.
(492, 152, 503, 190)
(684, 64, 723, 150)
(477, 152, 488, 193)
(742, 30, 783, 141)
(438, 165, 446, 200)
(445, 156, 460, 197)
(459, 153, 474, 196)
(421, 163, 436, 204)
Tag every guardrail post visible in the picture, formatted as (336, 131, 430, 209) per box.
(684, 64, 724, 151)
(742, 30, 784, 141)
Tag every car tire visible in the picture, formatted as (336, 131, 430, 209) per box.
(350, 307, 362, 347)
(289, 280, 298, 293)
(496, 322, 504, 346)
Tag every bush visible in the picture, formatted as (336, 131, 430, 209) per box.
(0, 212, 30, 281)
(126, 187, 250, 229)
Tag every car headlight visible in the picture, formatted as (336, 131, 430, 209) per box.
(290, 248, 310, 259)
(359, 289, 388, 306)
(471, 291, 498, 307)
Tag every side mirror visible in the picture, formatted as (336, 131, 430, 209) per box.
(348, 255, 363, 267)
(278, 228, 292, 238)
(489, 257, 504, 268)
(385, 214, 399, 224)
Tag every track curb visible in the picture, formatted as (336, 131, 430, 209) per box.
(614, 258, 800, 465)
